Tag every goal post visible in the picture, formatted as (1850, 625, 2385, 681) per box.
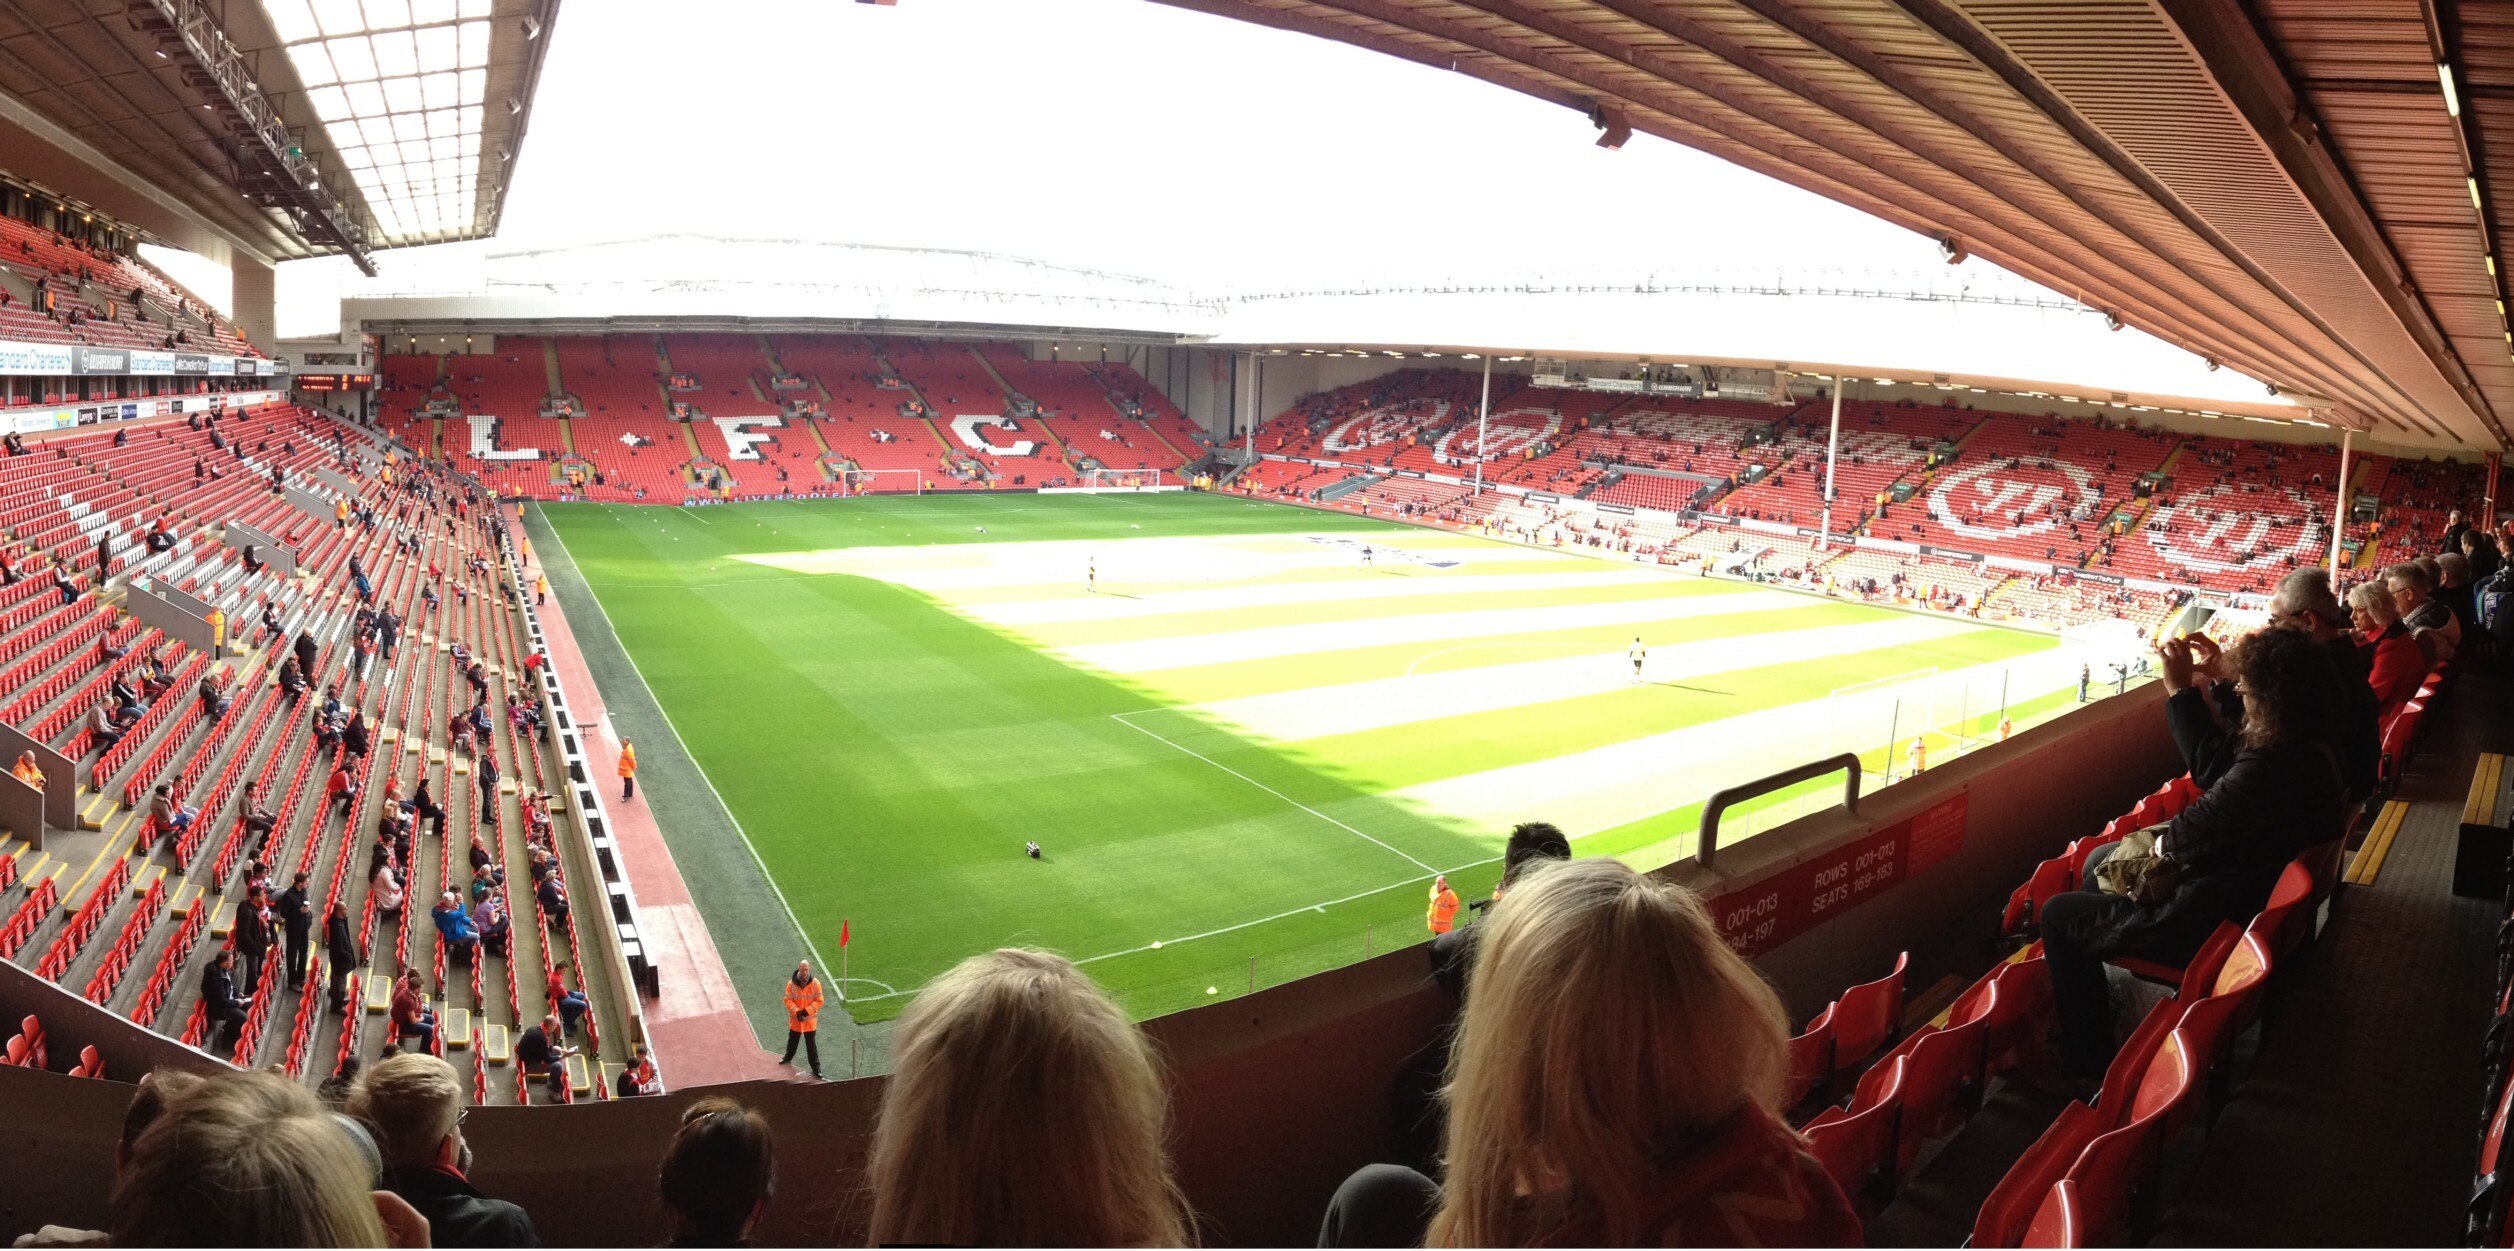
(1079, 467, 1169, 492)
(840, 468, 923, 496)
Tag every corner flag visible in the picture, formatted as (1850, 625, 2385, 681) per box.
(839, 919, 850, 948)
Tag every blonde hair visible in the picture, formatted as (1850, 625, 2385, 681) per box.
(349, 1052, 464, 1167)
(110, 1071, 386, 1247)
(2348, 581, 2400, 628)
(1429, 858, 1790, 1248)
(867, 948, 1192, 1247)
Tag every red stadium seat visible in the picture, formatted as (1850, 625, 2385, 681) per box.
(2022, 1179, 2084, 1249)
(2065, 1029, 2199, 1246)
(1830, 951, 1908, 1077)
(1805, 1055, 1905, 1207)
(1787, 1004, 1835, 1113)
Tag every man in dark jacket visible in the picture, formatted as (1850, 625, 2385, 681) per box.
(324, 904, 363, 1010)
(293, 629, 319, 679)
(234, 889, 273, 994)
(276, 872, 315, 991)
(350, 1053, 541, 1247)
(199, 950, 246, 1050)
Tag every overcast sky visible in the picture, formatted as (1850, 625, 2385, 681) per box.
(257, 0, 2267, 404)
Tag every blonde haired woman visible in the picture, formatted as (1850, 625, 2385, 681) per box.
(867, 948, 1193, 1246)
(1323, 857, 1858, 1247)
(109, 1070, 427, 1247)
(2348, 580, 2424, 717)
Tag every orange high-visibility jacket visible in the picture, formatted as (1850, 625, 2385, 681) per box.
(1427, 883, 1460, 935)
(618, 744, 637, 778)
(785, 976, 824, 1033)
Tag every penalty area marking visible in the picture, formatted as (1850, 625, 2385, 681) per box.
(1108, 708, 1442, 875)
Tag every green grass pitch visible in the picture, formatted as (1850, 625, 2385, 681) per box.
(539, 492, 2060, 1023)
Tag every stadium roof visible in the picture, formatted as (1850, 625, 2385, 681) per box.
(0, 0, 557, 271)
(1158, 0, 2514, 453)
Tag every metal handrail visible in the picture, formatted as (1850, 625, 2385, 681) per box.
(1697, 753, 1863, 868)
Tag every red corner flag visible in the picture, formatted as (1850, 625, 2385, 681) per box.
(839, 920, 850, 948)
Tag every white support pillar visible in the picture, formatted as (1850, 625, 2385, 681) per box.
(2329, 425, 2352, 574)
(1817, 380, 1845, 549)
(1244, 352, 1257, 466)
(1473, 354, 1493, 497)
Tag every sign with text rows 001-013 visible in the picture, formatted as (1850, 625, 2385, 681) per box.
(1705, 792, 1969, 960)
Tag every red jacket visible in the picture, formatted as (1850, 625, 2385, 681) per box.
(1532, 1105, 1862, 1248)
(2362, 623, 2424, 720)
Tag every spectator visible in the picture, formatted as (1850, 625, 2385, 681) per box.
(471, 892, 510, 958)
(278, 656, 307, 701)
(108, 1071, 425, 1247)
(1431, 821, 1570, 1000)
(616, 1043, 663, 1097)
(2385, 561, 2461, 664)
(277, 872, 315, 992)
(779, 961, 824, 1078)
(658, 1099, 774, 1248)
(196, 676, 229, 720)
(349, 1053, 539, 1247)
(325, 904, 364, 1011)
(867, 948, 1191, 1246)
(199, 949, 248, 1051)
(390, 970, 435, 1049)
(235, 887, 274, 993)
(2349, 582, 2424, 718)
(325, 761, 359, 820)
(1320, 858, 1857, 1247)
(534, 872, 568, 929)
(546, 965, 589, 1036)
(512, 1014, 574, 1101)
(431, 892, 478, 963)
(2039, 629, 2344, 1080)
(2439, 551, 2478, 634)
(9, 751, 41, 790)
(86, 701, 124, 754)
(147, 784, 193, 837)
(372, 856, 406, 915)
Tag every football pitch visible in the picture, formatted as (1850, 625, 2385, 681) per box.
(540, 492, 2078, 1024)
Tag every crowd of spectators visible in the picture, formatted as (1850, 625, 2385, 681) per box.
(11, 832, 1884, 1247)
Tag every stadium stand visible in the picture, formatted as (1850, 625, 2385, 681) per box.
(0, 406, 632, 1108)
(0, 217, 256, 358)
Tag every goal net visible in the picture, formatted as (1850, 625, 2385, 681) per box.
(840, 468, 923, 496)
(1079, 467, 1169, 492)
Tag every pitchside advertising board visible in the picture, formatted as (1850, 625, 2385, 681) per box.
(0, 337, 282, 378)
(1705, 792, 1969, 959)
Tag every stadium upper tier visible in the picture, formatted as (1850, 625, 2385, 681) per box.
(1240, 369, 2482, 615)
(0, 218, 257, 359)
(0, 406, 633, 1105)
(379, 335, 1206, 501)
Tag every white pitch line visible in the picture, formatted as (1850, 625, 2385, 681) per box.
(1109, 710, 1442, 875)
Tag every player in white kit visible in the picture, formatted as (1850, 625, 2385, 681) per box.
(1628, 636, 1646, 683)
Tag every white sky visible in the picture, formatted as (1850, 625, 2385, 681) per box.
(269, 0, 2270, 405)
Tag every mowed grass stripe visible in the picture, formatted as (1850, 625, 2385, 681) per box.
(1007, 575, 1762, 647)
(933, 555, 1609, 604)
(1121, 598, 1891, 704)
(1131, 626, 2050, 796)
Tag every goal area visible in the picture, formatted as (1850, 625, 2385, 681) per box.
(840, 468, 924, 496)
(1071, 467, 1178, 492)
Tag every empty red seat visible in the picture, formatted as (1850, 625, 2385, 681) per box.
(2021, 1179, 2084, 1248)
(1829, 951, 1908, 1076)
(1787, 1005, 1835, 1112)
(1804, 1054, 1905, 1207)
